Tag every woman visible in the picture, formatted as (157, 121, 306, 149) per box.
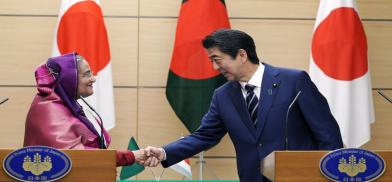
(24, 53, 145, 166)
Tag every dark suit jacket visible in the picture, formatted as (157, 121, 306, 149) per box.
(162, 63, 343, 182)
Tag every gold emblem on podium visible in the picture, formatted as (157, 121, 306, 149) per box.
(23, 153, 53, 175)
(338, 154, 367, 177)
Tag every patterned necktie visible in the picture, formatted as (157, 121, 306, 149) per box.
(245, 84, 259, 126)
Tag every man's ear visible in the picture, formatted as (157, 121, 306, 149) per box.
(237, 49, 248, 63)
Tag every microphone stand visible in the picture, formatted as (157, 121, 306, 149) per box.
(285, 91, 302, 150)
(80, 97, 106, 149)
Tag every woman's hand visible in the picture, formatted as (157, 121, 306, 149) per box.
(132, 149, 148, 164)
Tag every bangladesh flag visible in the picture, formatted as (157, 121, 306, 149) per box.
(166, 0, 230, 132)
(119, 137, 144, 179)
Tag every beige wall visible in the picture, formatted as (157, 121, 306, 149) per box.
(0, 0, 391, 180)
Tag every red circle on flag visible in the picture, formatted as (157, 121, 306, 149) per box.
(312, 7, 368, 81)
(57, 1, 110, 75)
(170, 0, 230, 79)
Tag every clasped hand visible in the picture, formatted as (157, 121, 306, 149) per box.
(133, 146, 165, 167)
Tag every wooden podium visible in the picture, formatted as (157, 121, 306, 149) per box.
(262, 151, 392, 181)
(0, 149, 116, 182)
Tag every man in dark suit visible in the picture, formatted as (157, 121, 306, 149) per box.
(142, 29, 343, 182)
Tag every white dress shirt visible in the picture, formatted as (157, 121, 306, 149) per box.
(239, 64, 265, 99)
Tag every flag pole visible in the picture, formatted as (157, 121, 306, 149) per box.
(198, 151, 205, 180)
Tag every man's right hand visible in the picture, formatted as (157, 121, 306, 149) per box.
(141, 146, 165, 167)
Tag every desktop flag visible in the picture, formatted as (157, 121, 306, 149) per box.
(120, 137, 145, 179)
(170, 158, 192, 180)
(52, 0, 116, 129)
(166, 0, 230, 132)
(309, 0, 374, 147)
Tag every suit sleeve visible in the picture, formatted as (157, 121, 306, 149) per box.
(162, 90, 227, 167)
(296, 71, 343, 149)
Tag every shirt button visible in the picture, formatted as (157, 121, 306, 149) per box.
(258, 143, 262, 147)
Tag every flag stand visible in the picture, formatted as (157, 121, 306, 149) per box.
(0, 98, 8, 105)
(198, 151, 205, 180)
(196, 151, 219, 180)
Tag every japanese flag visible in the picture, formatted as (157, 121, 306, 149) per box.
(309, 0, 374, 147)
(52, 0, 115, 129)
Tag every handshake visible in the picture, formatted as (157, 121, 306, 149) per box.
(116, 146, 166, 167)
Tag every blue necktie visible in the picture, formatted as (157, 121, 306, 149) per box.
(245, 84, 259, 126)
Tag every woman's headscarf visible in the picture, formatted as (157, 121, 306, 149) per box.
(34, 52, 100, 138)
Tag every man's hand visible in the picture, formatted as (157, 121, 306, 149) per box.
(140, 146, 165, 167)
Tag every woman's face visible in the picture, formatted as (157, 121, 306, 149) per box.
(77, 59, 96, 98)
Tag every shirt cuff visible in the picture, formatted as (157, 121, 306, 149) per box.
(160, 147, 167, 161)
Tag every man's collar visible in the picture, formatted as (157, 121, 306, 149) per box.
(239, 63, 265, 89)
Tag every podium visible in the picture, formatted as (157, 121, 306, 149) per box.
(0, 149, 116, 181)
(262, 151, 392, 181)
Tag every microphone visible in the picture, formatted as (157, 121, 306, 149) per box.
(0, 98, 9, 105)
(377, 90, 392, 104)
(80, 97, 106, 149)
(285, 91, 302, 150)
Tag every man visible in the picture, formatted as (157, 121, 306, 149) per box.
(143, 29, 343, 182)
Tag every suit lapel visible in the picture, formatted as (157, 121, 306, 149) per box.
(228, 82, 257, 138)
(256, 64, 280, 141)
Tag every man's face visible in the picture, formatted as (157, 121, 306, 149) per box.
(207, 47, 244, 81)
(77, 59, 96, 98)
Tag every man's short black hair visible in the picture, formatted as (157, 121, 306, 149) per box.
(202, 29, 259, 64)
